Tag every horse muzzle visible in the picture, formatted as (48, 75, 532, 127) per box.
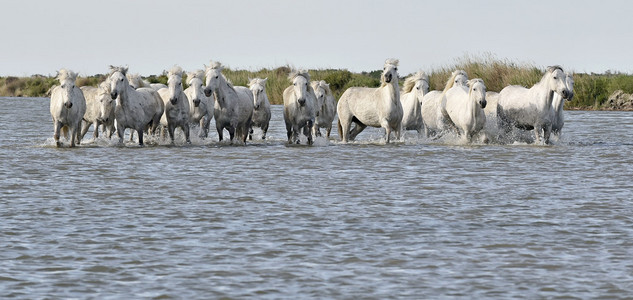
(480, 99, 487, 109)
(64, 102, 73, 109)
(561, 90, 571, 99)
(170, 97, 178, 105)
(193, 99, 201, 107)
(564, 91, 574, 100)
(204, 88, 212, 97)
(298, 98, 306, 106)
(110, 92, 118, 99)
(384, 74, 392, 83)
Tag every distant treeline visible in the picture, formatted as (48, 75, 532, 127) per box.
(2, 56, 633, 110)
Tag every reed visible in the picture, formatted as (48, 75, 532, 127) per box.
(2, 56, 633, 109)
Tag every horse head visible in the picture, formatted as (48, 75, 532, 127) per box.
(289, 70, 310, 106)
(108, 65, 129, 100)
(468, 79, 487, 109)
(187, 70, 205, 108)
(204, 60, 224, 97)
(382, 58, 399, 85)
(564, 72, 574, 100)
(249, 78, 268, 109)
(546, 66, 571, 99)
(57, 69, 78, 109)
(311, 81, 329, 114)
(97, 80, 115, 123)
(167, 66, 184, 105)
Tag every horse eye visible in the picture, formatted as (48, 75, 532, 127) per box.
(215, 76, 219, 79)
(395, 67, 398, 71)
(120, 78, 124, 82)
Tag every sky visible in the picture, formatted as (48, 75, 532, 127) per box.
(1, 0, 631, 77)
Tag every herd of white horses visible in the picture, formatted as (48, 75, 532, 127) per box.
(49, 59, 574, 147)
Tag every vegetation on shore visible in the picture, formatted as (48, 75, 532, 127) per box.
(2, 55, 633, 110)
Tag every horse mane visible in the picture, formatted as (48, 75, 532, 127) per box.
(168, 65, 183, 78)
(207, 60, 223, 71)
(248, 77, 268, 88)
(467, 78, 485, 94)
(288, 69, 310, 82)
(57, 69, 77, 83)
(442, 69, 468, 93)
(402, 71, 429, 93)
(538, 65, 565, 85)
(186, 70, 205, 84)
(98, 79, 110, 92)
(311, 80, 332, 95)
(109, 65, 128, 76)
(384, 58, 399, 67)
(127, 73, 150, 88)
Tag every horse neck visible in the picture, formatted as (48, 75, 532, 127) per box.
(530, 80, 555, 110)
(117, 84, 133, 107)
(381, 81, 399, 103)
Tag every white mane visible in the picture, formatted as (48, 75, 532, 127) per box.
(57, 69, 78, 83)
(248, 77, 268, 88)
(186, 70, 205, 84)
(312, 80, 332, 95)
(109, 65, 129, 76)
(289, 69, 310, 82)
(168, 65, 183, 78)
(443, 70, 468, 92)
(402, 71, 429, 93)
(384, 58, 399, 68)
(539, 65, 564, 85)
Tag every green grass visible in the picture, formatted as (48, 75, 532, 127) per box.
(2, 56, 633, 109)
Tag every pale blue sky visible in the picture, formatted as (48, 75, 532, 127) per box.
(1, 0, 630, 76)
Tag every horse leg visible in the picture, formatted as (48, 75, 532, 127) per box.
(53, 121, 62, 147)
(262, 123, 269, 140)
(184, 124, 191, 144)
(227, 126, 236, 143)
(168, 124, 176, 144)
(80, 120, 91, 140)
(348, 120, 366, 141)
(326, 125, 332, 138)
(93, 121, 100, 139)
(116, 124, 125, 145)
(304, 121, 314, 145)
(137, 129, 144, 146)
(543, 124, 552, 145)
(75, 120, 83, 145)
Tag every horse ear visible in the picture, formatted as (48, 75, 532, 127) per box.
(122, 65, 129, 75)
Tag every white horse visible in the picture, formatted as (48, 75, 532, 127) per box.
(184, 70, 213, 139)
(248, 78, 271, 140)
(127, 73, 167, 91)
(497, 66, 571, 144)
(79, 80, 115, 140)
(158, 66, 191, 144)
(109, 66, 165, 146)
(337, 58, 402, 143)
(551, 72, 574, 137)
(442, 78, 488, 143)
(400, 71, 429, 134)
(283, 70, 317, 144)
(483, 91, 499, 117)
(421, 70, 468, 138)
(49, 69, 86, 147)
(311, 80, 337, 138)
(203, 60, 253, 144)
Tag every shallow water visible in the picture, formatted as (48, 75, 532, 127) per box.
(1, 97, 632, 298)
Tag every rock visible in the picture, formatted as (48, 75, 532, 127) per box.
(605, 90, 633, 110)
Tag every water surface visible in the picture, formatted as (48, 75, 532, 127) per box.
(1, 97, 632, 298)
